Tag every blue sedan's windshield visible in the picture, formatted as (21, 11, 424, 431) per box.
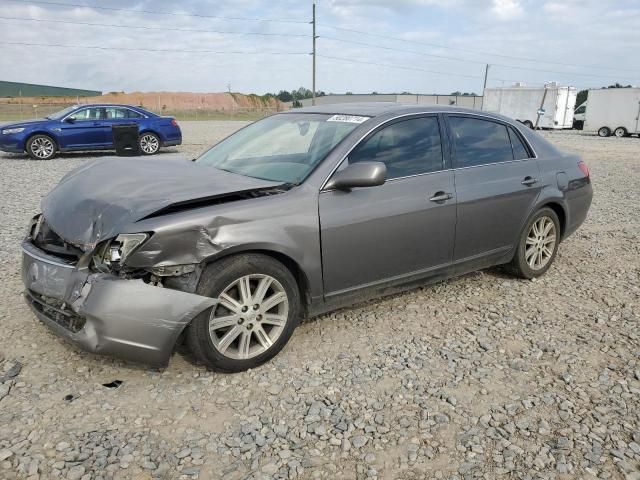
(47, 106, 79, 120)
(195, 113, 368, 184)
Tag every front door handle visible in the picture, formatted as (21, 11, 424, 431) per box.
(429, 191, 453, 203)
(521, 176, 538, 186)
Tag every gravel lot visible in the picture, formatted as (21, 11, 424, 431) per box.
(0, 122, 638, 480)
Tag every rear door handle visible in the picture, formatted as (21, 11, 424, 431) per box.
(521, 176, 538, 186)
(429, 191, 453, 203)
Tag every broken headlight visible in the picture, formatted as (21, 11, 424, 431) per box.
(92, 233, 149, 271)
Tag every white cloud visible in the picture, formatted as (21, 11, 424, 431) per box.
(491, 0, 523, 20)
(0, 0, 638, 95)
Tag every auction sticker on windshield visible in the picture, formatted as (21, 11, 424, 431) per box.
(327, 115, 370, 124)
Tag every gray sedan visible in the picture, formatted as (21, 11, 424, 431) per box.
(21, 104, 592, 372)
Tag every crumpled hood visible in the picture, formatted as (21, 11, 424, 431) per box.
(41, 157, 282, 248)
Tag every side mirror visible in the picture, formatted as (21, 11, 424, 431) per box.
(325, 161, 386, 191)
(64, 117, 76, 123)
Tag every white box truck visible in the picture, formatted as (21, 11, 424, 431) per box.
(581, 88, 640, 137)
(483, 84, 577, 129)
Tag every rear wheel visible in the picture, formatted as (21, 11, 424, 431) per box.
(523, 120, 534, 129)
(139, 132, 160, 155)
(509, 207, 560, 279)
(597, 126, 611, 137)
(26, 134, 57, 160)
(187, 254, 300, 372)
(614, 127, 627, 138)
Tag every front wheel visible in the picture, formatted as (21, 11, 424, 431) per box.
(139, 132, 160, 155)
(523, 120, 534, 129)
(187, 254, 300, 372)
(26, 134, 57, 160)
(509, 208, 560, 279)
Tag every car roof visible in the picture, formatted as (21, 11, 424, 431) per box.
(284, 102, 509, 121)
(72, 103, 145, 109)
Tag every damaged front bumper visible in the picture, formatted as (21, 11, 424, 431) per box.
(21, 239, 216, 366)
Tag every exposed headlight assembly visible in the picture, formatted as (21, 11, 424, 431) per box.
(2, 127, 25, 134)
(93, 233, 149, 271)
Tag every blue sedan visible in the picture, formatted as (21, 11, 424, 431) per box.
(0, 104, 182, 160)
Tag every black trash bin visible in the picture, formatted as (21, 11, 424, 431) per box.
(112, 124, 140, 156)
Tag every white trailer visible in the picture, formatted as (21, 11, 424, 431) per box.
(582, 88, 640, 137)
(483, 84, 577, 129)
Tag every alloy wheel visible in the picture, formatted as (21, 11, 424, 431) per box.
(614, 127, 627, 138)
(30, 137, 55, 159)
(208, 274, 289, 360)
(525, 216, 557, 270)
(139, 134, 159, 154)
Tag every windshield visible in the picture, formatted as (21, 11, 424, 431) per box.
(195, 113, 367, 183)
(47, 106, 79, 120)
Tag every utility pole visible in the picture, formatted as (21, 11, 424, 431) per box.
(535, 83, 550, 130)
(481, 64, 490, 110)
(311, 3, 316, 106)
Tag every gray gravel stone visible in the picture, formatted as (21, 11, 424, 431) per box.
(0, 127, 637, 480)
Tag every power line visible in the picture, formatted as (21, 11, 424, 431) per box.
(322, 35, 486, 65)
(317, 54, 484, 79)
(3, 0, 309, 24)
(0, 16, 311, 37)
(320, 23, 640, 75)
(0, 41, 309, 55)
(321, 36, 639, 80)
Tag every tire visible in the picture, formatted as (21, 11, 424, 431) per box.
(572, 120, 584, 130)
(597, 126, 611, 137)
(26, 134, 57, 160)
(187, 254, 301, 372)
(523, 120, 534, 130)
(138, 132, 160, 155)
(614, 127, 627, 138)
(508, 207, 561, 279)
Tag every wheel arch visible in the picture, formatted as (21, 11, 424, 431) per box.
(25, 131, 59, 150)
(138, 128, 163, 141)
(537, 200, 567, 238)
(201, 247, 312, 314)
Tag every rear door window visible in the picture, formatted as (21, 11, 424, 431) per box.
(127, 109, 145, 118)
(348, 116, 444, 179)
(448, 116, 514, 168)
(104, 107, 129, 119)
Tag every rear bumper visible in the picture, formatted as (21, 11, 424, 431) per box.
(564, 181, 593, 239)
(22, 240, 215, 366)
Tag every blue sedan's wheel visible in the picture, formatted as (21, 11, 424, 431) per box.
(139, 133, 160, 155)
(26, 134, 57, 160)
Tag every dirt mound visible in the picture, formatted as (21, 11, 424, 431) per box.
(0, 91, 284, 112)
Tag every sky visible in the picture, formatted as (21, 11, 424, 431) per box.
(0, 0, 639, 95)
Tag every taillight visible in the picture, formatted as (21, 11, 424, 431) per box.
(171, 119, 178, 127)
(578, 160, 590, 178)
